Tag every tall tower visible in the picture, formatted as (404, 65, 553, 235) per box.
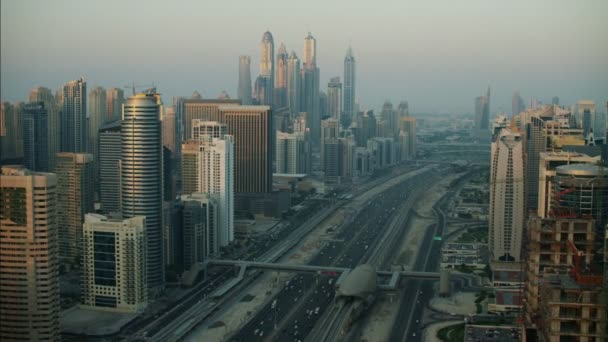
(22, 102, 49, 172)
(121, 91, 165, 293)
(260, 31, 275, 106)
(489, 129, 525, 262)
(88, 86, 106, 170)
(302, 32, 320, 148)
(343, 46, 356, 125)
(274, 43, 288, 109)
(99, 121, 122, 214)
(0, 166, 60, 341)
(106, 87, 125, 123)
(327, 77, 342, 121)
(29, 87, 58, 169)
(61, 78, 87, 153)
(287, 51, 301, 116)
(55, 152, 94, 264)
(238, 55, 253, 105)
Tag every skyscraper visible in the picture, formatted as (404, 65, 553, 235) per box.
(321, 118, 340, 169)
(287, 51, 301, 116)
(238, 55, 253, 105)
(274, 43, 288, 109)
(0, 102, 23, 162)
(276, 131, 307, 174)
(327, 77, 342, 121)
(343, 46, 356, 125)
(61, 78, 87, 153)
(106, 87, 124, 123)
(0, 166, 60, 341)
(88, 86, 106, 172)
(302, 32, 321, 148)
(551, 96, 559, 106)
(55, 152, 94, 264)
(489, 129, 525, 262)
(99, 121, 122, 213)
(512, 91, 525, 117)
(29, 87, 58, 170)
(22, 102, 49, 172)
(180, 193, 219, 259)
(577, 100, 596, 137)
(163, 106, 177, 154)
(260, 31, 275, 106)
(121, 91, 165, 293)
(82, 214, 147, 313)
(182, 98, 241, 143)
(399, 117, 416, 161)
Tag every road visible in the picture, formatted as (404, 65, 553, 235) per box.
(228, 167, 443, 342)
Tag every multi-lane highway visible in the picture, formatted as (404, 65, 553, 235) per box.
(228, 166, 443, 342)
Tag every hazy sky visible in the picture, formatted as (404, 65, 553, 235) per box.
(2, 0, 607, 113)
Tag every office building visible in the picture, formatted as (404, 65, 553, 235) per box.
(260, 30, 275, 105)
(121, 91, 165, 293)
(88, 86, 106, 177)
(343, 46, 356, 125)
(276, 131, 307, 174)
(327, 77, 342, 121)
(191, 119, 228, 140)
(56, 152, 94, 264)
(399, 117, 416, 161)
(106, 87, 124, 123)
(99, 121, 122, 213)
(29, 87, 58, 169)
(81, 214, 147, 313)
(489, 129, 525, 262)
(254, 76, 271, 105)
(274, 43, 288, 109)
(163, 106, 178, 154)
(321, 118, 340, 169)
(61, 78, 87, 153)
(302, 32, 321, 148)
(182, 99, 240, 143)
(22, 102, 49, 172)
(180, 193, 219, 265)
(1, 102, 24, 163)
(238, 55, 253, 105)
(287, 51, 301, 116)
(0, 166, 60, 341)
(512, 91, 525, 118)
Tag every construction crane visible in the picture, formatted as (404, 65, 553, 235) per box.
(124, 82, 155, 96)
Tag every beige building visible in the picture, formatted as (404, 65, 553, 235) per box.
(56, 152, 95, 265)
(81, 214, 147, 313)
(399, 117, 416, 160)
(0, 166, 60, 341)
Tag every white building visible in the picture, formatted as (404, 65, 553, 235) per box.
(81, 214, 147, 313)
(489, 128, 525, 262)
(276, 131, 306, 174)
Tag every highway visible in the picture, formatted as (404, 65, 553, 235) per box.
(228, 165, 443, 342)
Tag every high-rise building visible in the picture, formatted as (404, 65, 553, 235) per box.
(0, 166, 60, 341)
(181, 133, 234, 247)
(551, 96, 559, 106)
(254, 75, 271, 106)
(511, 91, 525, 118)
(61, 78, 87, 153)
(302, 32, 320, 148)
(182, 99, 241, 144)
(56, 152, 94, 264)
(475, 93, 490, 131)
(1, 102, 24, 163)
(106, 87, 124, 123)
(577, 100, 596, 137)
(121, 91, 165, 293)
(88, 86, 106, 174)
(287, 51, 301, 116)
(191, 119, 228, 140)
(327, 77, 342, 121)
(238, 55, 253, 105)
(22, 102, 49, 172)
(274, 43, 288, 109)
(180, 193, 219, 265)
(260, 31, 275, 106)
(343, 46, 356, 124)
(82, 214, 147, 313)
(163, 106, 178, 155)
(323, 139, 342, 185)
(399, 117, 416, 161)
(29, 87, 58, 169)
(489, 129, 525, 262)
(276, 131, 307, 174)
(321, 118, 340, 169)
(99, 121, 122, 214)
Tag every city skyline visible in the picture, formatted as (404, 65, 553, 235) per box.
(2, 0, 607, 113)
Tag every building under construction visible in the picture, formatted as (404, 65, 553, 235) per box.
(525, 162, 607, 341)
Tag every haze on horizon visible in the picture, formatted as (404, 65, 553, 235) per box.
(1, 0, 607, 114)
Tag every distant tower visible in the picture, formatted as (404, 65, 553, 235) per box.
(551, 96, 559, 106)
(0, 166, 60, 341)
(287, 51, 301, 116)
(88, 86, 106, 171)
(55, 152, 94, 265)
(302, 32, 321, 148)
(238, 55, 253, 105)
(343, 46, 356, 125)
(106, 87, 125, 123)
(121, 91, 165, 294)
(29, 87, 58, 169)
(22, 102, 49, 172)
(512, 91, 525, 117)
(327, 77, 342, 121)
(260, 31, 275, 106)
(274, 43, 288, 109)
(99, 121, 122, 214)
(61, 78, 87, 153)
(577, 100, 596, 137)
(489, 129, 525, 262)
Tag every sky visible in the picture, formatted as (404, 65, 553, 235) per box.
(2, 0, 607, 114)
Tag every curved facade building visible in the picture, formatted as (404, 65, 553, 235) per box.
(121, 91, 164, 293)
